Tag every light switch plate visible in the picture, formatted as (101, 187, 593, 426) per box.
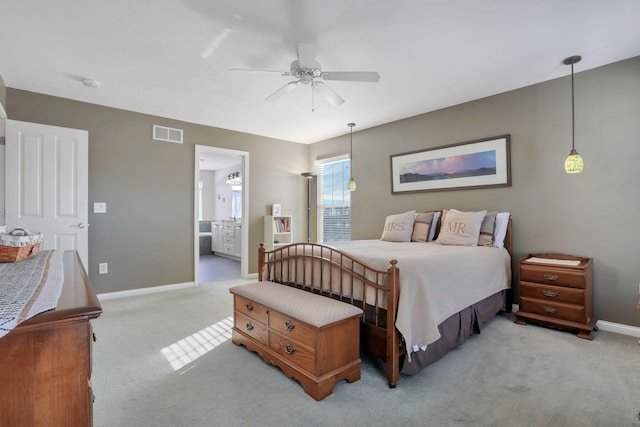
(94, 202, 107, 213)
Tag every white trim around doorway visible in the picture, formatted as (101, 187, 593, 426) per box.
(194, 145, 250, 285)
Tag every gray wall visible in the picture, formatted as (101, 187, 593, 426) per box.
(310, 56, 640, 327)
(6, 89, 309, 293)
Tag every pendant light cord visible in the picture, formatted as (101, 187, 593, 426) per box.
(571, 63, 575, 152)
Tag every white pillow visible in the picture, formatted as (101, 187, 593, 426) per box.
(381, 210, 416, 242)
(493, 212, 511, 248)
(428, 211, 441, 241)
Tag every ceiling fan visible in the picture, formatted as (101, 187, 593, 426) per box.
(231, 42, 380, 110)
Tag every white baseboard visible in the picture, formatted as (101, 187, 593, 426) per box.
(97, 282, 195, 301)
(596, 320, 640, 338)
(97, 274, 259, 302)
(512, 303, 640, 338)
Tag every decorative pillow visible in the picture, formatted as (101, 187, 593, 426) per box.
(478, 211, 498, 246)
(436, 210, 487, 246)
(493, 212, 511, 248)
(411, 212, 435, 242)
(381, 210, 416, 242)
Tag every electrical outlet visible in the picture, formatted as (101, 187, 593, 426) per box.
(98, 263, 108, 274)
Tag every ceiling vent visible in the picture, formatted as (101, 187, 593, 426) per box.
(153, 125, 183, 144)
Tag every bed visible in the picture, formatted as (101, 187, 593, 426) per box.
(258, 210, 512, 387)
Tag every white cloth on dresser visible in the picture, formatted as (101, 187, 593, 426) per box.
(0, 250, 64, 339)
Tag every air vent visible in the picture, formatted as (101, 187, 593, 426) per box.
(153, 125, 183, 144)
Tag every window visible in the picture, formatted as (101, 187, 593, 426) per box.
(316, 155, 351, 243)
(231, 185, 242, 219)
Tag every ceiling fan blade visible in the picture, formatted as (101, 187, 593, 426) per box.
(297, 42, 317, 69)
(321, 71, 381, 82)
(313, 81, 345, 106)
(230, 68, 291, 76)
(265, 80, 299, 102)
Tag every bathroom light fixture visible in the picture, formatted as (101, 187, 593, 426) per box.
(225, 171, 241, 184)
(301, 172, 316, 242)
(563, 55, 584, 174)
(347, 123, 356, 191)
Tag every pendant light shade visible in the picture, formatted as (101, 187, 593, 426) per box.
(347, 123, 356, 191)
(563, 55, 584, 174)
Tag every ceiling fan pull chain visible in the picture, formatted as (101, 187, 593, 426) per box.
(311, 84, 315, 112)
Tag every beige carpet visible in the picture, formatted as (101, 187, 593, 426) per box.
(92, 279, 640, 427)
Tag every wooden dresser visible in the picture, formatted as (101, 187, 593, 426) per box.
(230, 282, 362, 400)
(515, 253, 596, 339)
(0, 251, 102, 426)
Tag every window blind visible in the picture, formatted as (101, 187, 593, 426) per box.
(315, 155, 351, 243)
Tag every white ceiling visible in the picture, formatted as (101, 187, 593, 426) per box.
(2, 1, 640, 144)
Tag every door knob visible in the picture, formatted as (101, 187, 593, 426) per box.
(73, 223, 89, 229)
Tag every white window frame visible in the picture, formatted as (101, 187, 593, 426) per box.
(315, 154, 351, 243)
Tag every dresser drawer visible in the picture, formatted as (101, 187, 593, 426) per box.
(223, 230, 235, 238)
(269, 331, 316, 372)
(519, 281, 585, 305)
(234, 296, 268, 323)
(520, 297, 586, 323)
(235, 312, 268, 344)
(520, 264, 586, 288)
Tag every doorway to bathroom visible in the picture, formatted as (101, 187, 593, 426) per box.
(194, 145, 249, 284)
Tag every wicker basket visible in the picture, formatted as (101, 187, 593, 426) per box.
(0, 228, 43, 263)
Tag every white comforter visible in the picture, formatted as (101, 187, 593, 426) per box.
(330, 240, 511, 356)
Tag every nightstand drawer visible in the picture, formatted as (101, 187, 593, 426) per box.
(520, 282, 585, 305)
(520, 297, 586, 324)
(520, 264, 586, 288)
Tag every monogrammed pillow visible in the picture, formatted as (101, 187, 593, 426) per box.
(381, 210, 416, 242)
(436, 210, 487, 246)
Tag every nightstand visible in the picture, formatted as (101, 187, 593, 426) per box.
(514, 253, 596, 340)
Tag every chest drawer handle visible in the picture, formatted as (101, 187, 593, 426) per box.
(246, 303, 253, 312)
(284, 344, 296, 355)
(285, 320, 295, 332)
(543, 274, 559, 281)
(246, 322, 254, 331)
(542, 290, 558, 298)
(542, 306, 557, 314)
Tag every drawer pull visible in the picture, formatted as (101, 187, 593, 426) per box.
(246, 303, 253, 312)
(284, 344, 296, 355)
(542, 306, 557, 314)
(543, 274, 559, 281)
(285, 320, 295, 332)
(542, 290, 558, 298)
(246, 322, 254, 331)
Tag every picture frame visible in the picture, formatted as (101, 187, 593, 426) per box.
(390, 134, 511, 194)
(272, 203, 282, 216)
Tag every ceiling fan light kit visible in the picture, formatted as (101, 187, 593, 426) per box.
(233, 42, 380, 111)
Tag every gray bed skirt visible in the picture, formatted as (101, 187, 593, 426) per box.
(401, 290, 506, 375)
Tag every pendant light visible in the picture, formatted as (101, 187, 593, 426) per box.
(563, 55, 584, 173)
(347, 122, 356, 191)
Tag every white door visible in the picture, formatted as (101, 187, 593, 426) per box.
(5, 120, 89, 269)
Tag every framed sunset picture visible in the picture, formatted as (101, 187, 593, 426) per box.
(390, 135, 511, 194)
